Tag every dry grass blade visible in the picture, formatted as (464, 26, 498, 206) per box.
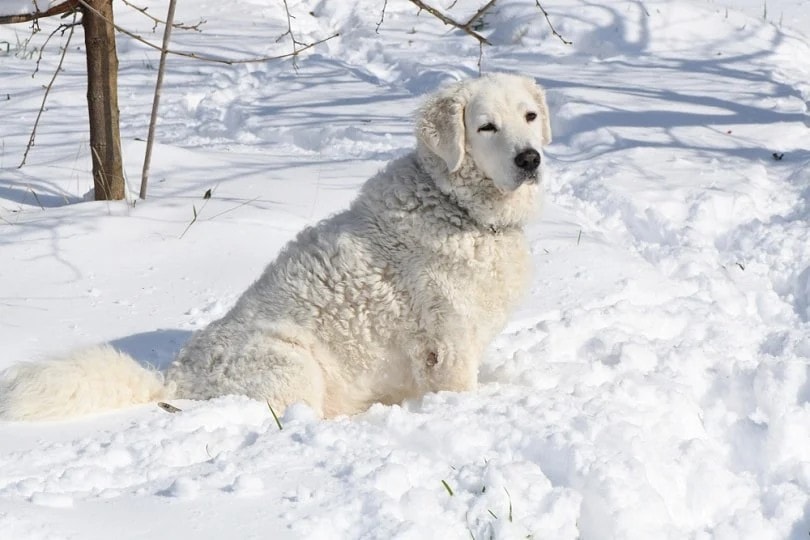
(266, 400, 284, 430)
(441, 479, 454, 496)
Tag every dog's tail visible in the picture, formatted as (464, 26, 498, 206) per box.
(0, 346, 174, 421)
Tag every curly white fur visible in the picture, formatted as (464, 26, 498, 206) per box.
(0, 73, 552, 421)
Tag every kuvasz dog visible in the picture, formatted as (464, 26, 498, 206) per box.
(0, 73, 552, 421)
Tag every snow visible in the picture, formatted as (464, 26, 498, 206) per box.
(1, 0, 809, 538)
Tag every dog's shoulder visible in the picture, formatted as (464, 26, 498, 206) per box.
(355, 152, 429, 212)
(354, 152, 477, 235)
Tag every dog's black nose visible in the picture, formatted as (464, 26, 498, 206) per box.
(514, 148, 541, 172)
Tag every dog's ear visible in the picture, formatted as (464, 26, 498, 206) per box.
(525, 78, 552, 145)
(416, 85, 467, 173)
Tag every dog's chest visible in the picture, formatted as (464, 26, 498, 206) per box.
(441, 231, 530, 316)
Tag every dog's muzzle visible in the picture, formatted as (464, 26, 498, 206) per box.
(514, 148, 541, 172)
(514, 148, 541, 185)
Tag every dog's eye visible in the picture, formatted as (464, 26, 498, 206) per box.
(478, 123, 498, 133)
(525, 112, 537, 122)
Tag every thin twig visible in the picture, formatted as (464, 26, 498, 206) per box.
(504, 487, 513, 522)
(120, 0, 205, 32)
(140, 0, 178, 199)
(276, 0, 308, 71)
(408, 0, 492, 45)
(32, 20, 80, 78)
(467, 0, 497, 28)
(75, 0, 338, 65)
(376, 0, 389, 33)
(179, 203, 199, 238)
(179, 189, 215, 238)
(29, 188, 44, 209)
(204, 196, 260, 221)
(534, 1, 572, 45)
(19, 11, 77, 168)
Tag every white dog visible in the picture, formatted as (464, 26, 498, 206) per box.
(0, 73, 552, 421)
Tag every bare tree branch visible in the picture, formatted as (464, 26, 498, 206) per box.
(0, 0, 78, 25)
(120, 0, 205, 32)
(19, 11, 77, 168)
(32, 18, 80, 77)
(467, 0, 497, 28)
(534, 1, 571, 45)
(275, 0, 307, 71)
(75, 0, 338, 65)
(408, 0, 491, 45)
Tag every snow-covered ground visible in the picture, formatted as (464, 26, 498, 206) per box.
(1, 0, 808, 538)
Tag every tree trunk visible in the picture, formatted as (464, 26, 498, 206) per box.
(81, 0, 125, 200)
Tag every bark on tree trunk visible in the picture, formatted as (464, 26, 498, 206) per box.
(81, 0, 125, 200)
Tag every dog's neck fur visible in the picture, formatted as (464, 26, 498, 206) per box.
(415, 145, 539, 234)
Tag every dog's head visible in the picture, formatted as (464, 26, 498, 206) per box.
(416, 73, 552, 194)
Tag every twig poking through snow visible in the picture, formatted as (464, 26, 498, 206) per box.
(157, 402, 182, 413)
